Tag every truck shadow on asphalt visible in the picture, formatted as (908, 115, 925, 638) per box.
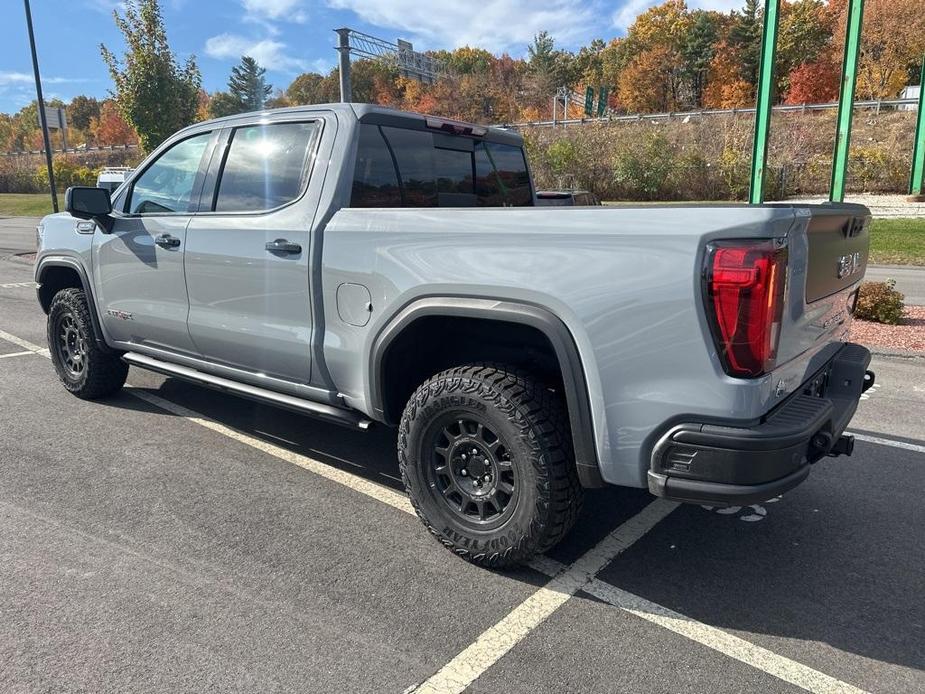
(105, 377, 924, 678)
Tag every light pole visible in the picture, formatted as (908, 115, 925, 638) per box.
(23, 0, 58, 213)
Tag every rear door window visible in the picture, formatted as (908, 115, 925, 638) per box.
(213, 121, 320, 212)
(350, 124, 532, 208)
(351, 124, 402, 207)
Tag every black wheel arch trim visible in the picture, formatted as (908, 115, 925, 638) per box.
(36, 257, 113, 354)
(369, 296, 604, 488)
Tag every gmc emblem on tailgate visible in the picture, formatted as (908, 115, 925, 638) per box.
(836, 252, 861, 280)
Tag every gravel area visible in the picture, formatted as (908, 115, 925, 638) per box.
(776, 194, 925, 219)
(850, 305, 925, 353)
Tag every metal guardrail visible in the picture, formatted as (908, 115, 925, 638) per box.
(506, 98, 919, 129)
(1, 143, 139, 157)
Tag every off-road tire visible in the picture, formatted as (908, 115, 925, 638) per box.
(47, 288, 127, 399)
(398, 364, 582, 567)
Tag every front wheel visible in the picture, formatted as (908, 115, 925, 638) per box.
(398, 364, 582, 567)
(47, 288, 128, 399)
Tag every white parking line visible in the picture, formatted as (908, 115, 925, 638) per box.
(584, 578, 867, 694)
(528, 556, 868, 694)
(125, 387, 415, 516)
(0, 326, 891, 693)
(0, 329, 50, 358)
(848, 432, 925, 455)
(0, 351, 34, 359)
(411, 500, 680, 694)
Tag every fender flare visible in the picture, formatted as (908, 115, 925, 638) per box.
(369, 297, 604, 487)
(35, 256, 112, 353)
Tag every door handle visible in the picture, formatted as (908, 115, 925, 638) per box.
(154, 234, 181, 249)
(265, 239, 302, 254)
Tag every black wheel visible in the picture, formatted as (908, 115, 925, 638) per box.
(47, 288, 128, 399)
(398, 364, 582, 567)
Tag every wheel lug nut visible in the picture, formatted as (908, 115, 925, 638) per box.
(461, 469, 467, 476)
(471, 449, 477, 455)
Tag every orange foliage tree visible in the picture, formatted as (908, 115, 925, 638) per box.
(702, 43, 753, 108)
(91, 100, 139, 146)
(783, 58, 841, 104)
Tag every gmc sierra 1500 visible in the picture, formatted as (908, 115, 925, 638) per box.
(35, 103, 874, 566)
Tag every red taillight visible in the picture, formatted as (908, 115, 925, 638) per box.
(705, 241, 787, 378)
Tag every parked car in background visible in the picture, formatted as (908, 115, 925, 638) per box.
(536, 190, 601, 206)
(35, 104, 873, 568)
(95, 167, 133, 194)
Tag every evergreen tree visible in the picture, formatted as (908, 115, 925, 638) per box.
(682, 12, 720, 107)
(229, 56, 272, 112)
(728, 0, 763, 88)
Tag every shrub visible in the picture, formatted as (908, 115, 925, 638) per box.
(612, 131, 675, 200)
(854, 279, 905, 325)
(35, 158, 98, 191)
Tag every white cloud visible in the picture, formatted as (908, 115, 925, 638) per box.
(0, 72, 83, 86)
(241, 0, 308, 23)
(326, 0, 598, 54)
(204, 33, 308, 73)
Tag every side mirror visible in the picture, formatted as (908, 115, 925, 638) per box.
(65, 186, 113, 233)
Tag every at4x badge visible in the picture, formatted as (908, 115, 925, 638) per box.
(107, 309, 133, 321)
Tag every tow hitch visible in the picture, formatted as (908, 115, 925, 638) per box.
(829, 434, 854, 457)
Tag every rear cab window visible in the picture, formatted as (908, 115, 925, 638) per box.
(351, 121, 532, 208)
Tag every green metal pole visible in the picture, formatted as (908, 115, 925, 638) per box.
(909, 56, 925, 198)
(830, 0, 864, 202)
(748, 0, 781, 205)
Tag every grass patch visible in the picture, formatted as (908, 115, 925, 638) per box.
(0, 193, 53, 217)
(869, 218, 925, 266)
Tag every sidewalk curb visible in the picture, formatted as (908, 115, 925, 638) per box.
(869, 347, 925, 360)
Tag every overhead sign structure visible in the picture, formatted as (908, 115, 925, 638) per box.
(584, 87, 594, 117)
(335, 28, 446, 102)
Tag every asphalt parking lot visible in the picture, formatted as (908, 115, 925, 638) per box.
(1, 217, 923, 693)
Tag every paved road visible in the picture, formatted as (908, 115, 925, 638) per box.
(0, 216, 39, 257)
(866, 265, 925, 306)
(1, 221, 924, 693)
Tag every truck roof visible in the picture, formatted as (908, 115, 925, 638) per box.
(181, 102, 523, 147)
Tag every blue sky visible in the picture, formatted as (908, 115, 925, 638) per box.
(0, 0, 743, 114)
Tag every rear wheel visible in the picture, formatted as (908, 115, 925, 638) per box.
(398, 364, 582, 567)
(47, 288, 127, 399)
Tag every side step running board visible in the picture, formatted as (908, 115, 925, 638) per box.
(122, 352, 372, 430)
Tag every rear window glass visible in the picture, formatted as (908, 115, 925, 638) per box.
(351, 124, 402, 207)
(214, 121, 319, 212)
(350, 124, 532, 208)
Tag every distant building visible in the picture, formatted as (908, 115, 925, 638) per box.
(900, 85, 920, 111)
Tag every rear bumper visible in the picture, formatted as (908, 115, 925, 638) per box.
(648, 342, 872, 506)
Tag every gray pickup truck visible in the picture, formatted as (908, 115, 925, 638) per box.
(35, 104, 874, 567)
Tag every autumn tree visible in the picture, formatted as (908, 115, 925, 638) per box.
(702, 42, 754, 108)
(833, 0, 925, 99)
(100, 0, 200, 151)
(66, 96, 100, 131)
(783, 57, 841, 103)
(286, 72, 326, 105)
(616, 0, 692, 112)
(91, 100, 139, 145)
